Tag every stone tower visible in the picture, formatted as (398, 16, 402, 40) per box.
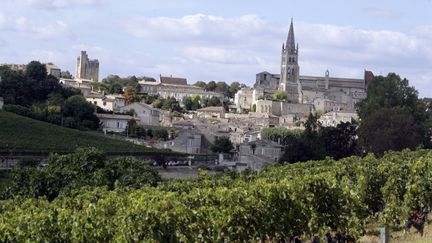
(279, 19, 301, 103)
(76, 51, 99, 81)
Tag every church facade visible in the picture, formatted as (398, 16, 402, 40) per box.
(235, 19, 374, 121)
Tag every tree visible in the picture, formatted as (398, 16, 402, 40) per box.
(109, 83, 123, 94)
(63, 95, 99, 130)
(211, 136, 234, 154)
(26, 61, 47, 82)
(215, 81, 231, 97)
(320, 122, 358, 159)
(152, 99, 162, 109)
(208, 96, 221, 106)
(273, 90, 287, 102)
(162, 97, 181, 112)
(194, 81, 207, 89)
(356, 73, 429, 153)
(191, 95, 201, 110)
(124, 86, 137, 104)
(229, 82, 242, 98)
(182, 96, 193, 110)
(358, 108, 422, 155)
(60, 70, 73, 79)
(206, 81, 217, 91)
(154, 127, 169, 140)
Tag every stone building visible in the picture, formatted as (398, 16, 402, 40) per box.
(76, 51, 99, 81)
(138, 75, 224, 103)
(96, 113, 134, 133)
(238, 139, 284, 171)
(85, 94, 126, 112)
(155, 129, 203, 154)
(45, 64, 61, 78)
(318, 110, 358, 127)
(119, 102, 160, 126)
(235, 19, 374, 120)
(59, 78, 92, 96)
(196, 106, 225, 119)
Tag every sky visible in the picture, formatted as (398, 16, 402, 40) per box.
(1, 0, 432, 97)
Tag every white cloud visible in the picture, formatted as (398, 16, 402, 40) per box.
(21, 0, 105, 9)
(183, 46, 264, 65)
(125, 14, 275, 45)
(0, 14, 72, 39)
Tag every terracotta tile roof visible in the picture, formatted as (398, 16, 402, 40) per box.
(160, 76, 187, 85)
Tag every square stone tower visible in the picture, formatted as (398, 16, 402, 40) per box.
(76, 51, 99, 81)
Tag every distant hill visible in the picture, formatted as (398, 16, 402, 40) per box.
(0, 110, 169, 154)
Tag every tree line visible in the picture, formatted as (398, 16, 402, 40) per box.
(0, 62, 100, 130)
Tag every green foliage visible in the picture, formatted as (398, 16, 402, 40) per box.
(60, 70, 73, 79)
(161, 97, 181, 112)
(358, 107, 423, 154)
(3, 149, 432, 241)
(193, 81, 245, 99)
(101, 75, 152, 95)
(273, 90, 287, 101)
(26, 61, 47, 82)
(182, 96, 193, 110)
(262, 117, 358, 162)
(0, 110, 165, 153)
(2, 148, 161, 200)
(211, 136, 234, 154)
(153, 127, 169, 141)
(63, 95, 99, 130)
(0, 62, 65, 107)
(152, 99, 162, 108)
(356, 73, 430, 153)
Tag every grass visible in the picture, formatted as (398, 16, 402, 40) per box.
(0, 110, 174, 154)
(359, 221, 432, 243)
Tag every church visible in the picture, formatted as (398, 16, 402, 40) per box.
(235, 19, 374, 123)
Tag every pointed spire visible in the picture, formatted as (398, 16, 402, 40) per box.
(286, 18, 296, 54)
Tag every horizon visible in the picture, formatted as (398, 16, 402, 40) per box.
(1, 0, 431, 97)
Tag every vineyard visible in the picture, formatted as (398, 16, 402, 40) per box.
(1, 149, 432, 242)
(0, 111, 163, 153)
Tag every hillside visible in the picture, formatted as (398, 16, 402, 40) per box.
(0, 110, 164, 154)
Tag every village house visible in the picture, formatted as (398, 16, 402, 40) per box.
(238, 139, 284, 171)
(118, 102, 160, 126)
(96, 113, 134, 133)
(45, 63, 61, 78)
(59, 78, 92, 96)
(196, 106, 225, 119)
(138, 75, 224, 103)
(85, 94, 126, 111)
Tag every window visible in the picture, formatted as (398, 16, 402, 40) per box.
(103, 101, 107, 106)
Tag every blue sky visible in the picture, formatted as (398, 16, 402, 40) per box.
(1, 0, 432, 96)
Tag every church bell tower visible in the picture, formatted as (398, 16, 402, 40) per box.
(279, 19, 301, 103)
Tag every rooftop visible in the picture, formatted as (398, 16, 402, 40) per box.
(197, 106, 225, 113)
(96, 113, 134, 120)
(160, 76, 187, 85)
